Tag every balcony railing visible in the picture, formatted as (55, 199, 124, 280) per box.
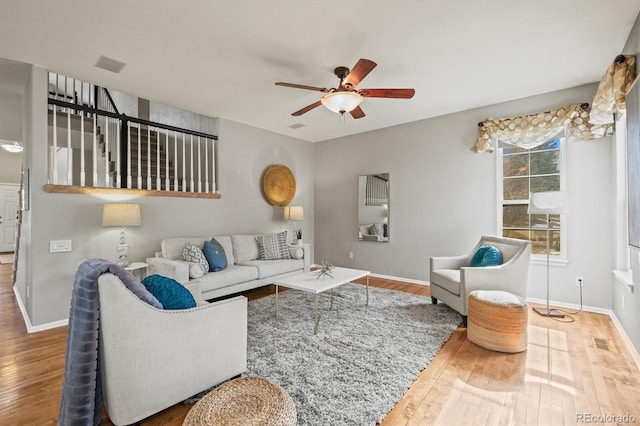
(46, 73, 219, 197)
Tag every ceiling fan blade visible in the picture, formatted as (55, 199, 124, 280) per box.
(350, 106, 366, 119)
(275, 82, 328, 92)
(292, 100, 323, 116)
(358, 88, 415, 99)
(344, 59, 377, 88)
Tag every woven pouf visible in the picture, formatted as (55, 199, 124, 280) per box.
(467, 290, 528, 353)
(183, 377, 297, 426)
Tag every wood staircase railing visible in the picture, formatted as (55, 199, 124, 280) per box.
(45, 72, 219, 198)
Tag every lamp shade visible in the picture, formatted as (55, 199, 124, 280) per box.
(283, 205, 304, 221)
(321, 91, 363, 113)
(528, 191, 569, 214)
(102, 203, 142, 227)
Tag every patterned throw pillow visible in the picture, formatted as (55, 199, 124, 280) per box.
(256, 231, 291, 260)
(182, 244, 210, 272)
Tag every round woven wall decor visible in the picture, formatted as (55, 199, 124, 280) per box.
(262, 164, 296, 206)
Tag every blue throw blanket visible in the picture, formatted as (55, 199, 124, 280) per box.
(58, 258, 162, 426)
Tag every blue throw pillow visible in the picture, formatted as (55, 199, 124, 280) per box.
(141, 274, 196, 310)
(470, 245, 503, 267)
(203, 238, 228, 272)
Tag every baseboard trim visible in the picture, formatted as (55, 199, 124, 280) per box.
(370, 273, 429, 286)
(12, 285, 68, 333)
(608, 311, 640, 372)
(525, 297, 611, 315)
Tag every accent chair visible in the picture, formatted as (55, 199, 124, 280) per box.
(429, 235, 531, 327)
(98, 273, 248, 425)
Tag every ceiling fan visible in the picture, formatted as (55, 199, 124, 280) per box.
(275, 59, 415, 119)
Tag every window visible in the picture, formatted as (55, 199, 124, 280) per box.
(497, 138, 566, 258)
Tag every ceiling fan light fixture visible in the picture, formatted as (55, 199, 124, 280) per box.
(321, 91, 363, 114)
(0, 140, 23, 153)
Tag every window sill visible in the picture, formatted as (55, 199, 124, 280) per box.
(613, 269, 634, 293)
(530, 256, 569, 267)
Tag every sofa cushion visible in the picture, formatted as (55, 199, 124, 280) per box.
(141, 274, 196, 310)
(232, 235, 261, 262)
(182, 244, 210, 272)
(256, 232, 291, 260)
(470, 245, 503, 267)
(194, 265, 259, 293)
(237, 259, 304, 279)
(431, 269, 461, 295)
(203, 239, 228, 272)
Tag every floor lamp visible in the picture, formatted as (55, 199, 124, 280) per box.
(528, 191, 568, 318)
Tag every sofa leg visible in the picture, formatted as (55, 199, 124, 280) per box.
(462, 315, 468, 328)
(431, 296, 438, 304)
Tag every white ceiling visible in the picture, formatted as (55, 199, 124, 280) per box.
(0, 0, 639, 143)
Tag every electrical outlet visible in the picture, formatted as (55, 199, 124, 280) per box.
(576, 277, 584, 287)
(50, 239, 72, 253)
(348, 251, 354, 260)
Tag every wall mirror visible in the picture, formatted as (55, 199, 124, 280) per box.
(358, 173, 389, 242)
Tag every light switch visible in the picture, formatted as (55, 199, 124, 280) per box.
(50, 240, 72, 253)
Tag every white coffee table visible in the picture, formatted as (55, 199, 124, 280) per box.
(273, 267, 370, 334)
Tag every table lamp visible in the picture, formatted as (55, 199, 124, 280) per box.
(284, 206, 304, 243)
(102, 203, 142, 266)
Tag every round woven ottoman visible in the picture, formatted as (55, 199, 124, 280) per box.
(183, 377, 297, 426)
(467, 290, 528, 353)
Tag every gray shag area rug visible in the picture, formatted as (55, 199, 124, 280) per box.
(243, 282, 461, 426)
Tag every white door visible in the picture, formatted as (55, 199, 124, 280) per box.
(0, 184, 19, 252)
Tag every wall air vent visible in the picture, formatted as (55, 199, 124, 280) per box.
(288, 123, 306, 130)
(95, 55, 127, 74)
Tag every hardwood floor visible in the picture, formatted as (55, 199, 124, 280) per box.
(1, 263, 638, 425)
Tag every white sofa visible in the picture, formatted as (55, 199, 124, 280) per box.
(98, 272, 247, 425)
(359, 223, 388, 242)
(146, 234, 311, 300)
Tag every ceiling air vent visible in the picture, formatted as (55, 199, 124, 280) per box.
(288, 123, 306, 130)
(95, 55, 127, 74)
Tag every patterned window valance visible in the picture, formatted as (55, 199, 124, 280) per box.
(589, 55, 636, 125)
(473, 55, 635, 154)
(473, 103, 613, 153)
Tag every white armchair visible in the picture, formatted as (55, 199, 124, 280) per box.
(429, 235, 531, 326)
(97, 273, 247, 425)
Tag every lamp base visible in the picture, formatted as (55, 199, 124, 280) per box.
(533, 306, 565, 318)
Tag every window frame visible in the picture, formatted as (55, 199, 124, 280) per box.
(496, 137, 569, 266)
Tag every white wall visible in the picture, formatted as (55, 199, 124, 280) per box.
(616, 11, 640, 352)
(0, 149, 22, 183)
(17, 65, 314, 326)
(314, 83, 613, 310)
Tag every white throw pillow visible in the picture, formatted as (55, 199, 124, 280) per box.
(289, 246, 304, 259)
(186, 261, 206, 279)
